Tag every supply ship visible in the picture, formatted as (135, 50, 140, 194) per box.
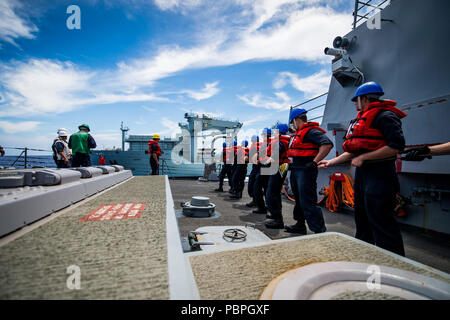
(0, 0, 449, 301)
(90, 113, 243, 177)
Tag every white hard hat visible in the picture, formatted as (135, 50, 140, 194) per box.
(58, 130, 68, 137)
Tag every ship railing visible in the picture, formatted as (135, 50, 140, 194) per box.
(0, 147, 55, 168)
(289, 92, 328, 123)
(352, 0, 391, 29)
(160, 158, 174, 177)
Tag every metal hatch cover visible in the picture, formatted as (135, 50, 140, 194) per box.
(260, 262, 450, 300)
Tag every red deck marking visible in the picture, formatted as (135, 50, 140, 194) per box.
(79, 202, 146, 222)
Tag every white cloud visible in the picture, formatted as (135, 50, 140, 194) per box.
(0, 59, 93, 116)
(0, 0, 38, 47)
(181, 81, 220, 100)
(159, 117, 182, 138)
(274, 69, 331, 98)
(141, 105, 157, 112)
(0, 59, 169, 117)
(0, 1, 350, 118)
(0, 120, 40, 133)
(115, 4, 350, 88)
(153, 0, 203, 11)
(242, 113, 274, 126)
(238, 91, 293, 110)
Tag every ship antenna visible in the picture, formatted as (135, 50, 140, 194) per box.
(120, 121, 129, 151)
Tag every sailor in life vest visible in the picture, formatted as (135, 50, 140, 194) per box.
(287, 109, 333, 234)
(245, 135, 260, 207)
(148, 134, 162, 175)
(98, 154, 106, 165)
(261, 124, 291, 229)
(229, 140, 249, 199)
(251, 128, 272, 215)
(52, 128, 72, 168)
(215, 142, 233, 192)
(318, 82, 407, 256)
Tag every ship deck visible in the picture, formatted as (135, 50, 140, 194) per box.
(0, 176, 170, 299)
(171, 178, 450, 274)
(0, 175, 449, 299)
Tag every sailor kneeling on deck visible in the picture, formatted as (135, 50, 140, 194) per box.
(287, 109, 333, 234)
(318, 81, 406, 256)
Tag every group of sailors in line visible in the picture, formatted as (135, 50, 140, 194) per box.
(213, 81, 450, 257)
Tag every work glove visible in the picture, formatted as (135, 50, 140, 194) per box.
(305, 161, 318, 170)
(401, 146, 431, 161)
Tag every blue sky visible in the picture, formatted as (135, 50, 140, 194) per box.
(0, 0, 354, 154)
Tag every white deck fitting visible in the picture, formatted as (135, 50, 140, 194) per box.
(261, 261, 450, 300)
(165, 175, 200, 300)
(0, 169, 132, 237)
(193, 225, 272, 253)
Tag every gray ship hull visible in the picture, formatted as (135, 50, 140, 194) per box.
(319, 0, 450, 234)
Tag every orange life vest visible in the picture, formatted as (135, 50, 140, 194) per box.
(288, 122, 326, 157)
(221, 148, 226, 163)
(342, 100, 407, 153)
(267, 135, 291, 164)
(148, 140, 162, 157)
(236, 146, 249, 164)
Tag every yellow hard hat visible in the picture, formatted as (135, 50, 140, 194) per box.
(153, 134, 160, 140)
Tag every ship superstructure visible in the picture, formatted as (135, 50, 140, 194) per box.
(314, 0, 450, 234)
(92, 113, 243, 176)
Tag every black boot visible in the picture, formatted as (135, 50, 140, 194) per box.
(252, 207, 267, 214)
(215, 186, 224, 192)
(246, 201, 256, 207)
(285, 223, 307, 235)
(265, 219, 284, 229)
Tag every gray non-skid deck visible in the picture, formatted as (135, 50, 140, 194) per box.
(171, 179, 450, 274)
(0, 176, 169, 299)
(188, 233, 450, 300)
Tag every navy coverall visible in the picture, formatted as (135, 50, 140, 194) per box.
(353, 110, 405, 256)
(265, 140, 288, 222)
(290, 128, 332, 233)
(150, 143, 160, 175)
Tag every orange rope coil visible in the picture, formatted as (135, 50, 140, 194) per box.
(323, 172, 354, 213)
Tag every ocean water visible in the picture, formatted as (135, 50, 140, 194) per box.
(0, 155, 56, 168)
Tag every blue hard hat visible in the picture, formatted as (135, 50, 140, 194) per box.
(276, 123, 289, 134)
(351, 81, 384, 101)
(251, 135, 259, 142)
(262, 128, 272, 135)
(223, 142, 227, 148)
(242, 140, 248, 147)
(233, 140, 237, 146)
(289, 108, 307, 123)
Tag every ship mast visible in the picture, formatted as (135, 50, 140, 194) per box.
(120, 122, 129, 151)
